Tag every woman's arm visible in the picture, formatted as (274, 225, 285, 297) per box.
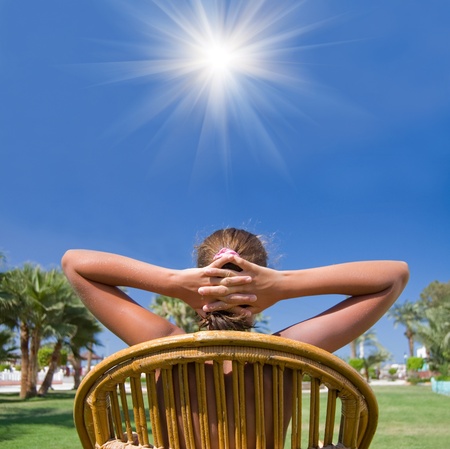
(61, 250, 255, 345)
(200, 257, 409, 352)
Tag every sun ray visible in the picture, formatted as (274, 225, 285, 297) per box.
(85, 0, 343, 181)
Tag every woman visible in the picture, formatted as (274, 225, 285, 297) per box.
(62, 227, 409, 353)
(63, 228, 409, 448)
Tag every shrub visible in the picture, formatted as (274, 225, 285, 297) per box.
(388, 367, 398, 380)
(348, 358, 364, 372)
(435, 375, 450, 381)
(407, 356, 424, 372)
(407, 375, 431, 385)
(38, 347, 68, 369)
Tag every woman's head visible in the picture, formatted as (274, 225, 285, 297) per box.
(195, 228, 268, 331)
(196, 228, 268, 269)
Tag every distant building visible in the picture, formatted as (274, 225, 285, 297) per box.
(416, 345, 428, 359)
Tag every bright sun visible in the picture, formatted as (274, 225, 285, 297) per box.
(94, 0, 320, 175)
(203, 43, 235, 73)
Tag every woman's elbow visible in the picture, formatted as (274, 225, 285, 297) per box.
(61, 249, 80, 276)
(393, 261, 410, 293)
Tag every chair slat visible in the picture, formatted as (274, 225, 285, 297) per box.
(130, 376, 150, 446)
(340, 396, 361, 449)
(253, 362, 266, 449)
(110, 387, 124, 442)
(231, 360, 247, 449)
(273, 364, 285, 449)
(290, 370, 302, 449)
(90, 392, 113, 446)
(324, 388, 338, 446)
(308, 377, 321, 449)
(146, 371, 163, 448)
(213, 360, 229, 449)
(195, 362, 211, 449)
(118, 382, 134, 443)
(162, 367, 181, 449)
(179, 363, 196, 449)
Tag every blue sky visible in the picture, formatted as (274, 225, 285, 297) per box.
(1, 0, 449, 363)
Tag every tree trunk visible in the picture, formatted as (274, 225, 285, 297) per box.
(363, 360, 370, 382)
(38, 340, 62, 396)
(349, 340, 357, 359)
(19, 323, 30, 400)
(86, 348, 93, 373)
(72, 356, 82, 390)
(405, 329, 415, 357)
(26, 329, 41, 398)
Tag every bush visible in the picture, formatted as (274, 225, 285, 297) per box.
(407, 375, 431, 385)
(38, 347, 68, 369)
(407, 356, 424, 372)
(435, 375, 450, 381)
(407, 376, 421, 385)
(348, 358, 364, 372)
(388, 367, 398, 380)
(0, 363, 11, 372)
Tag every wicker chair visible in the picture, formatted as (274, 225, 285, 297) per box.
(74, 331, 378, 449)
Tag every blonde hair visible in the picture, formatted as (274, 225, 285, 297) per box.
(195, 228, 268, 331)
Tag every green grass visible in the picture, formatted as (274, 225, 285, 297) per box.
(370, 385, 450, 449)
(0, 385, 449, 448)
(0, 391, 79, 449)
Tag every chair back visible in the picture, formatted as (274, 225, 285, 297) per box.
(74, 331, 378, 449)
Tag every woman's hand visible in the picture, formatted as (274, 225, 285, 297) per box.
(198, 255, 283, 315)
(175, 253, 258, 316)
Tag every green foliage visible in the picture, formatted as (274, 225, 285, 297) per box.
(435, 375, 450, 381)
(387, 300, 421, 357)
(388, 367, 398, 376)
(0, 264, 102, 397)
(406, 375, 421, 385)
(151, 295, 200, 333)
(348, 358, 365, 371)
(349, 330, 392, 381)
(437, 362, 449, 378)
(416, 281, 450, 373)
(0, 363, 11, 371)
(38, 347, 53, 369)
(38, 347, 68, 369)
(150, 295, 270, 333)
(406, 356, 424, 372)
(0, 326, 17, 362)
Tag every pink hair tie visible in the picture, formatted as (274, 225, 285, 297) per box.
(213, 248, 239, 260)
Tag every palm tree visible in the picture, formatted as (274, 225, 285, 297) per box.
(387, 300, 421, 357)
(350, 329, 378, 359)
(0, 265, 82, 398)
(151, 295, 271, 333)
(151, 295, 200, 333)
(68, 313, 103, 389)
(361, 348, 392, 382)
(0, 326, 17, 363)
(416, 302, 450, 374)
(37, 289, 94, 395)
(349, 330, 391, 381)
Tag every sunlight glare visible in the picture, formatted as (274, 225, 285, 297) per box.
(203, 43, 234, 73)
(96, 0, 326, 178)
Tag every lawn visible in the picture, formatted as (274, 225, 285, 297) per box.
(0, 385, 448, 448)
(370, 385, 450, 449)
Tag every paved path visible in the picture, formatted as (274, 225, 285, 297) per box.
(0, 377, 75, 394)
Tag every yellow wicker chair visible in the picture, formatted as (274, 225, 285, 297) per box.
(74, 331, 378, 449)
